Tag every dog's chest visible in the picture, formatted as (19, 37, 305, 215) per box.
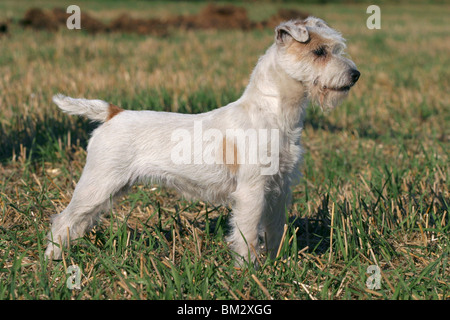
(278, 127, 303, 174)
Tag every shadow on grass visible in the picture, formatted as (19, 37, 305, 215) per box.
(0, 113, 97, 163)
(82, 195, 334, 260)
(290, 195, 332, 255)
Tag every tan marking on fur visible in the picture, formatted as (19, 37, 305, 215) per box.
(287, 31, 333, 64)
(107, 103, 124, 121)
(222, 137, 239, 174)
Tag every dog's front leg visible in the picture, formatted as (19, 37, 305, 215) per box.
(227, 179, 265, 265)
(261, 184, 292, 259)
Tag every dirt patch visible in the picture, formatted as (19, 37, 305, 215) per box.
(19, 5, 310, 35)
(52, 7, 107, 33)
(79, 12, 108, 33)
(109, 14, 169, 36)
(20, 8, 59, 31)
(176, 3, 254, 30)
(20, 7, 107, 33)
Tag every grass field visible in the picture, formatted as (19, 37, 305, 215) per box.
(0, 1, 449, 300)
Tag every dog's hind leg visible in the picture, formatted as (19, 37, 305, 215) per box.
(45, 163, 129, 260)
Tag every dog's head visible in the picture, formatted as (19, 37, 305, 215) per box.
(274, 17, 360, 111)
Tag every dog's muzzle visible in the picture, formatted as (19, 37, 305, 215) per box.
(323, 69, 360, 92)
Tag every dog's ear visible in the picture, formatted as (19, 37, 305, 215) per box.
(275, 21, 309, 45)
(304, 16, 329, 29)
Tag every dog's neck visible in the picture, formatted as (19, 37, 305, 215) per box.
(241, 44, 308, 130)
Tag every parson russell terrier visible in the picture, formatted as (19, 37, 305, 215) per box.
(45, 17, 360, 264)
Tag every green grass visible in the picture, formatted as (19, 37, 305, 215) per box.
(0, 1, 449, 300)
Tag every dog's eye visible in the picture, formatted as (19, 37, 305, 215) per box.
(313, 46, 327, 57)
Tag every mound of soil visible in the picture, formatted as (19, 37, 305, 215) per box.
(20, 8, 59, 31)
(19, 5, 310, 35)
(52, 7, 107, 33)
(21, 7, 107, 33)
(109, 14, 169, 36)
(79, 12, 108, 33)
(178, 3, 254, 30)
(51, 7, 69, 24)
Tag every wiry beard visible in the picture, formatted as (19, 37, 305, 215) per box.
(309, 83, 350, 112)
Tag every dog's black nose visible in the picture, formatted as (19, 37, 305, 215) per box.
(350, 69, 360, 84)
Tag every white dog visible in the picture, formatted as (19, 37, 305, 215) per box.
(45, 17, 359, 264)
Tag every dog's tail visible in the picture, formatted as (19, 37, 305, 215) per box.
(52, 94, 123, 122)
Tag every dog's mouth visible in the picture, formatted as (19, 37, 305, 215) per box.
(323, 84, 352, 92)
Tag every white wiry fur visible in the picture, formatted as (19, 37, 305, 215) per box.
(53, 94, 111, 122)
(45, 17, 359, 264)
